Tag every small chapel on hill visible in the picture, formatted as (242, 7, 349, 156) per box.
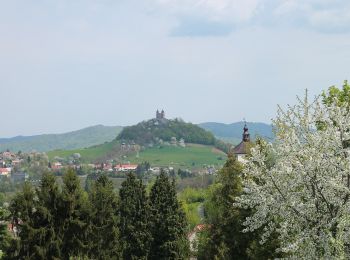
(156, 109, 165, 119)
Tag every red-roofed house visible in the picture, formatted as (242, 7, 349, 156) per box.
(0, 168, 10, 176)
(114, 164, 138, 172)
(51, 162, 62, 170)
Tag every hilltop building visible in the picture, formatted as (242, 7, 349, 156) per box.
(156, 109, 165, 119)
(233, 123, 252, 163)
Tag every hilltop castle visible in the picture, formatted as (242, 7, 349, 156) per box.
(156, 109, 165, 119)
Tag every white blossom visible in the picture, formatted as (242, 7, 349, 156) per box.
(236, 93, 350, 258)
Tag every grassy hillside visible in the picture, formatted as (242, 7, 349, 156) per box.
(0, 125, 123, 152)
(129, 144, 226, 169)
(47, 141, 119, 162)
(48, 141, 226, 169)
(199, 121, 273, 141)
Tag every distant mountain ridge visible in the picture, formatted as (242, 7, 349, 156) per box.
(0, 125, 123, 152)
(198, 121, 273, 144)
(0, 121, 272, 153)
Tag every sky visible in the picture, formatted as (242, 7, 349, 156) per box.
(0, 0, 350, 137)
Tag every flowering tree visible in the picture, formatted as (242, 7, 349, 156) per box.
(236, 91, 350, 258)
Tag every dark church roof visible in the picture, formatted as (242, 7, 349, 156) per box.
(233, 123, 252, 155)
(233, 141, 251, 154)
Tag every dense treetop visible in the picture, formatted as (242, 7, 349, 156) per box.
(117, 118, 216, 146)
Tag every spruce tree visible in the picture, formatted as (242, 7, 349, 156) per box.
(197, 154, 281, 260)
(8, 182, 38, 259)
(60, 168, 90, 259)
(119, 173, 151, 259)
(88, 174, 121, 259)
(149, 171, 189, 259)
(33, 172, 62, 258)
(198, 155, 250, 259)
(0, 207, 12, 258)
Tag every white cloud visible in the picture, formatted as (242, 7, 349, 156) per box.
(151, 0, 350, 34)
(272, 0, 350, 33)
(152, 0, 260, 22)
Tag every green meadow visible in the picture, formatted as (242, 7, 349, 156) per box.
(129, 144, 226, 169)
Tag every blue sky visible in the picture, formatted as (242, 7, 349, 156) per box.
(0, 0, 349, 137)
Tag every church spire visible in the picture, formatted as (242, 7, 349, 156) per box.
(242, 122, 250, 142)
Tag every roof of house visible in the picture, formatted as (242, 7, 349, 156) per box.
(233, 141, 252, 154)
(233, 123, 253, 155)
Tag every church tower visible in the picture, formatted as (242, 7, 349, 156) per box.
(242, 123, 250, 142)
(156, 109, 165, 119)
(232, 122, 252, 163)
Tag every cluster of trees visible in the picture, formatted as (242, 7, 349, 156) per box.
(0, 170, 189, 259)
(196, 154, 282, 259)
(118, 118, 216, 146)
(235, 83, 350, 258)
(196, 82, 350, 259)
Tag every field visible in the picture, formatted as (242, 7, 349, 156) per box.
(129, 144, 226, 169)
(47, 141, 119, 162)
(48, 141, 227, 170)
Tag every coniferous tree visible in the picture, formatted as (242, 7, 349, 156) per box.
(149, 171, 189, 259)
(8, 182, 38, 259)
(198, 154, 281, 260)
(89, 174, 121, 259)
(60, 168, 90, 259)
(119, 173, 151, 259)
(34, 172, 62, 258)
(198, 155, 251, 259)
(0, 207, 12, 258)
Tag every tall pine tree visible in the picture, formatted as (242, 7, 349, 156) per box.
(34, 172, 62, 259)
(197, 154, 281, 260)
(119, 173, 151, 259)
(88, 174, 121, 259)
(8, 182, 38, 259)
(60, 168, 90, 259)
(0, 207, 12, 259)
(149, 171, 189, 259)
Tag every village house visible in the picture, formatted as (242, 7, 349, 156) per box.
(103, 163, 113, 172)
(114, 164, 138, 172)
(51, 162, 62, 170)
(0, 168, 11, 176)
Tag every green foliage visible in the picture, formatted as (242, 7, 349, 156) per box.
(6, 170, 91, 259)
(179, 187, 206, 204)
(0, 207, 12, 259)
(149, 171, 189, 259)
(179, 188, 207, 229)
(135, 161, 151, 179)
(119, 173, 150, 259)
(0, 178, 17, 193)
(8, 182, 37, 259)
(118, 118, 216, 146)
(197, 155, 281, 260)
(60, 169, 90, 259)
(89, 175, 121, 259)
(4, 169, 191, 259)
(84, 171, 100, 192)
(322, 80, 350, 107)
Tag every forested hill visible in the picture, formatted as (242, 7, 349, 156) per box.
(0, 125, 123, 152)
(117, 118, 216, 146)
(199, 121, 273, 143)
